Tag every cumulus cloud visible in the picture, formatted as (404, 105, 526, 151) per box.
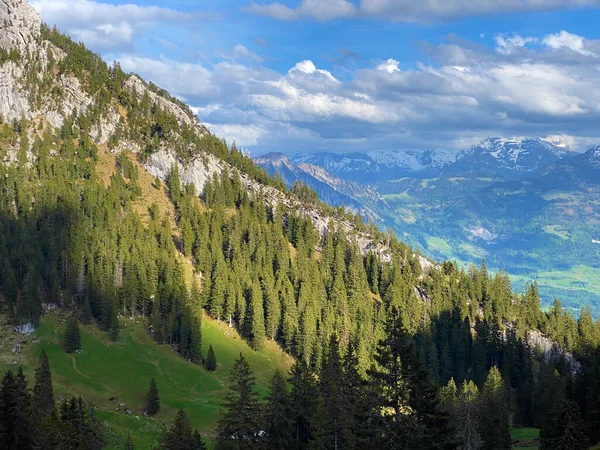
(115, 31, 600, 153)
(246, 0, 599, 23)
(32, 0, 206, 51)
(376, 59, 401, 73)
(542, 30, 595, 55)
(495, 34, 538, 54)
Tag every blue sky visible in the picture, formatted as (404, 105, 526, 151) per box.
(31, 0, 600, 154)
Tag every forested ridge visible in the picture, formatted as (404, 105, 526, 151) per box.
(1, 6, 600, 449)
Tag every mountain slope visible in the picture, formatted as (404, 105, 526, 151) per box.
(255, 152, 387, 221)
(444, 137, 570, 179)
(290, 148, 457, 182)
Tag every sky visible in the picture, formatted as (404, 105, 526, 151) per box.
(30, 0, 600, 154)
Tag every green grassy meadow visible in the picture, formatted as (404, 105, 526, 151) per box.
(0, 311, 292, 448)
(511, 427, 540, 449)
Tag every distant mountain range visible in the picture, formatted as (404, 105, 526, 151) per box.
(255, 137, 600, 312)
(285, 137, 571, 183)
(254, 152, 387, 221)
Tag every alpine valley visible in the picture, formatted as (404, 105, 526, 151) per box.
(3, 1, 600, 450)
(257, 137, 600, 313)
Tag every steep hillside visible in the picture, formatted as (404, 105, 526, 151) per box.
(444, 137, 570, 179)
(255, 152, 387, 222)
(4, 3, 600, 450)
(0, 312, 291, 448)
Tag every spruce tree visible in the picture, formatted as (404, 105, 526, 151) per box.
(205, 345, 217, 371)
(124, 433, 134, 450)
(159, 410, 206, 450)
(146, 378, 160, 416)
(0, 369, 33, 449)
(58, 397, 105, 450)
(216, 353, 261, 450)
(479, 367, 511, 450)
(540, 400, 588, 450)
(63, 315, 81, 353)
(455, 381, 482, 450)
(32, 349, 55, 422)
(263, 370, 293, 450)
(289, 359, 319, 450)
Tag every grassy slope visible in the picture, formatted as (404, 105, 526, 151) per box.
(511, 427, 540, 449)
(0, 311, 292, 448)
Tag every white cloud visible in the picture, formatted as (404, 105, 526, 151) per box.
(495, 34, 538, 54)
(246, 0, 355, 22)
(247, 0, 598, 23)
(32, 0, 203, 50)
(288, 60, 339, 82)
(113, 29, 600, 153)
(376, 59, 401, 74)
(542, 30, 595, 56)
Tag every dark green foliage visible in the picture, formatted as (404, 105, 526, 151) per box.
(146, 378, 160, 416)
(205, 345, 217, 371)
(478, 367, 511, 450)
(159, 410, 206, 450)
(540, 400, 588, 450)
(51, 397, 105, 450)
(262, 370, 293, 450)
(289, 359, 319, 450)
(63, 315, 81, 353)
(124, 433, 134, 450)
(0, 369, 33, 449)
(215, 354, 262, 450)
(32, 349, 55, 422)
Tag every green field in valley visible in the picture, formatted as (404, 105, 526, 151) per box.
(0, 311, 292, 448)
(511, 427, 540, 449)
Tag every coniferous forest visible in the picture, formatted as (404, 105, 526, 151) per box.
(2, 6, 600, 450)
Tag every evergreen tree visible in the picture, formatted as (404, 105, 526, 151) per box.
(540, 400, 588, 450)
(32, 349, 55, 422)
(216, 354, 261, 450)
(146, 378, 160, 416)
(124, 433, 134, 450)
(205, 345, 217, 371)
(159, 409, 206, 450)
(479, 367, 511, 450)
(63, 315, 81, 353)
(455, 381, 482, 450)
(310, 336, 354, 450)
(57, 397, 105, 450)
(263, 370, 293, 450)
(289, 359, 318, 450)
(0, 369, 33, 449)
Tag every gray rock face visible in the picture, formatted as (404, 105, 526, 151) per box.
(526, 329, 580, 373)
(0, 61, 30, 121)
(0, 0, 41, 52)
(0, 0, 393, 264)
(146, 149, 391, 261)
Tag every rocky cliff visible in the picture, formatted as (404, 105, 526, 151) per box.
(0, 0, 392, 261)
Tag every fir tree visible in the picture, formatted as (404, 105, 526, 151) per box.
(540, 400, 588, 450)
(159, 410, 206, 450)
(216, 354, 261, 450)
(205, 345, 217, 371)
(146, 378, 160, 416)
(63, 315, 81, 353)
(124, 433, 134, 450)
(263, 370, 293, 450)
(57, 397, 105, 450)
(455, 381, 482, 450)
(289, 359, 318, 450)
(32, 349, 55, 422)
(479, 367, 511, 450)
(0, 369, 33, 449)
